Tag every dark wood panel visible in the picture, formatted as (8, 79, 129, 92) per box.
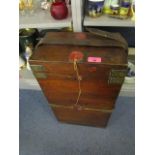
(37, 80, 121, 109)
(51, 106, 112, 127)
(44, 91, 116, 109)
(30, 62, 127, 81)
(38, 79, 119, 109)
(30, 44, 127, 64)
(38, 79, 121, 94)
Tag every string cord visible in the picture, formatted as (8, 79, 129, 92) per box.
(73, 59, 82, 105)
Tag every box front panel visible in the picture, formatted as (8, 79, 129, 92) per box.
(51, 105, 112, 127)
(30, 61, 126, 109)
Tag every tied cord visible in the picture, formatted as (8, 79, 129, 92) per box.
(73, 59, 82, 105)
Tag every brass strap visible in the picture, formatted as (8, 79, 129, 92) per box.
(29, 59, 128, 67)
(50, 104, 113, 113)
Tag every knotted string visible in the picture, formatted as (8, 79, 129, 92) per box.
(73, 59, 82, 105)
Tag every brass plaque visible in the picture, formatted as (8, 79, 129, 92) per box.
(34, 72, 47, 79)
(109, 69, 127, 84)
(30, 65, 46, 72)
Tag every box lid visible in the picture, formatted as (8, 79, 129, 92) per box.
(30, 29, 128, 65)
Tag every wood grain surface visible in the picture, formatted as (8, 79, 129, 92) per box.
(29, 31, 128, 127)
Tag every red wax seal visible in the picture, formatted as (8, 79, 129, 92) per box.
(69, 51, 84, 62)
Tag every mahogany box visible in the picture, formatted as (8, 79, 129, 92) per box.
(29, 28, 128, 127)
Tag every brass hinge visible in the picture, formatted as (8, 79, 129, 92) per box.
(108, 69, 127, 84)
(33, 72, 47, 79)
(30, 65, 46, 72)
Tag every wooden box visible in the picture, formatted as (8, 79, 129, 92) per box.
(29, 28, 128, 127)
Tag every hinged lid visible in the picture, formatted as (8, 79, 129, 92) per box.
(30, 29, 128, 65)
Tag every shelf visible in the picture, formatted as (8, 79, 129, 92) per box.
(84, 15, 135, 27)
(19, 8, 72, 29)
(128, 48, 135, 55)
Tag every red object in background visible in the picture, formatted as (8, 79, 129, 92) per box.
(50, 1, 68, 20)
(55, 0, 66, 2)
